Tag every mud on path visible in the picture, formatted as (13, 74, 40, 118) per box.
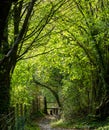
(38, 115, 77, 130)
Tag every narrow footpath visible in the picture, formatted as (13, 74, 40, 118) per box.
(38, 116, 77, 130)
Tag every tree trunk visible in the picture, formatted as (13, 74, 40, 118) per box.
(0, 0, 19, 112)
(96, 98, 109, 120)
(0, 1, 13, 48)
(0, 75, 10, 114)
(0, 0, 13, 113)
(43, 97, 48, 114)
(0, 47, 17, 115)
(53, 91, 61, 108)
(0, 58, 12, 114)
(0, 63, 11, 129)
(95, 72, 109, 120)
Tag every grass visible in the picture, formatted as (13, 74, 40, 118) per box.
(25, 121, 40, 130)
(51, 116, 109, 129)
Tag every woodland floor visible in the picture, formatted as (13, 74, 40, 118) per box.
(37, 115, 86, 130)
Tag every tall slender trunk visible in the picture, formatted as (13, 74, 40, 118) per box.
(53, 92, 61, 108)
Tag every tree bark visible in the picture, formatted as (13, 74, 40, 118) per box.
(43, 97, 48, 114)
(95, 72, 109, 120)
(0, 0, 12, 114)
(0, 56, 14, 114)
(0, 72, 10, 114)
(0, 1, 13, 48)
(96, 97, 109, 120)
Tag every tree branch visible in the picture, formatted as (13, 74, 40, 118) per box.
(33, 75, 61, 107)
(0, 0, 36, 64)
(17, 47, 63, 61)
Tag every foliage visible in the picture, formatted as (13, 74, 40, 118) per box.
(11, 60, 38, 105)
(54, 0, 109, 120)
(31, 0, 109, 121)
(1, 0, 109, 124)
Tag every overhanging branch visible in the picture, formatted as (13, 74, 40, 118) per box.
(33, 75, 61, 107)
(17, 47, 63, 61)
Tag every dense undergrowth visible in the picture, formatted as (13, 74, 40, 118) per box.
(51, 116, 109, 130)
(25, 121, 40, 130)
(25, 111, 45, 130)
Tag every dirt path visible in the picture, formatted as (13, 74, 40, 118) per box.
(38, 116, 77, 130)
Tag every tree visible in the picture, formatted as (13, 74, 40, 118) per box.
(33, 67, 63, 107)
(58, 0, 109, 119)
(0, 0, 66, 115)
(32, 0, 109, 120)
